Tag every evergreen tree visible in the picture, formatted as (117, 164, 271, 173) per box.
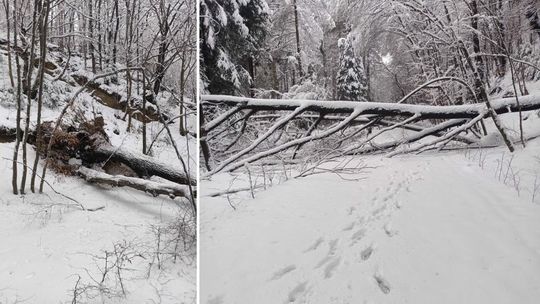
(336, 37, 368, 101)
(200, 0, 269, 96)
(526, 0, 540, 38)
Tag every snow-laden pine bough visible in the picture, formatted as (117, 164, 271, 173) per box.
(200, 94, 540, 175)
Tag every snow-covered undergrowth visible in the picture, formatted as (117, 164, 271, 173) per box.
(1, 39, 196, 302)
(0, 143, 195, 303)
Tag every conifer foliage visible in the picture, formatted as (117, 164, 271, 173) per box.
(200, 0, 270, 96)
(336, 37, 368, 101)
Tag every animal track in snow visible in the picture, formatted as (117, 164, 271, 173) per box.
(270, 265, 297, 280)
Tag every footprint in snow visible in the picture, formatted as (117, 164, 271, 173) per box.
(374, 272, 391, 294)
(372, 205, 387, 216)
(315, 239, 339, 268)
(207, 295, 224, 304)
(303, 237, 324, 253)
(384, 223, 398, 237)
(342, 222, 355, 231)
(350, 228, 367, 245)
(270, 265, 297, 281)
(360, 245, 374, 261)
(327, 239, 339, 255)
(324, 258, 341, 278)
(316, 256, 332, 268)
(285, 281, 308, 303)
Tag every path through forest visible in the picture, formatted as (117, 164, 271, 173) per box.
(201, 152, 540, 304)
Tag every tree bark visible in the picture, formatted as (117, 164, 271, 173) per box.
(89, 144, 196, 186)
(292, 0, 303, 77)
(201, 94, 540, 120)
(78, 167, 193, 200)
(2, 0, 14, 88)
(30, 0, 50, 192)
(88, 0, 96, 73)
(11, 0, 22, 194)
(20, 0, 40, 194)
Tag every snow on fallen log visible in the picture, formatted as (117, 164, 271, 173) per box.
(78, 167, 191, 199)
(91, 144, 196, 186)
(201, 94, 540, 119)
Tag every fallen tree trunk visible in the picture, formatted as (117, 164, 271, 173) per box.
(88, 144, 196, 186)
(29, 119, 196, 186)
(78, 167, 192, 200)
(202, 94, 540, 119)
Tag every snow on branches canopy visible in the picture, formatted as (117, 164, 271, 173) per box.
(200, 0, 270, 96)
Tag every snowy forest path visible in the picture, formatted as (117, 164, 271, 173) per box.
(200, 153, 540, 304)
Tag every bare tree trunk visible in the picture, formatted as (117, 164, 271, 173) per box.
(20, 0, 40, 194)
(122, 0, 135, 128)
(81, 10, 87, 70)
(292, 0, 303, 77)
(199, 103, 212, 171)
(179, 51, 187, 136)
(113, 0, 119, 66)
(470, 0, 485, 88)
(153, 32, 168, 95)
(11, 0, 23, 195)
(97, 0, 103, 71)
(31, 0, 50, 192)
(88, 0, 96, 73)
(57, 0, 64, 50)
(271, 57, 279, 97)
(142, 75, 147, 154)
(2, 0, 15, 88)
(492, 0, 507, 76)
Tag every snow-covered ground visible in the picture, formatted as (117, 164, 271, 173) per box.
(201, 151, 540, 303)
(0, 143, 195, 303)
(200, 109, 540, 303)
